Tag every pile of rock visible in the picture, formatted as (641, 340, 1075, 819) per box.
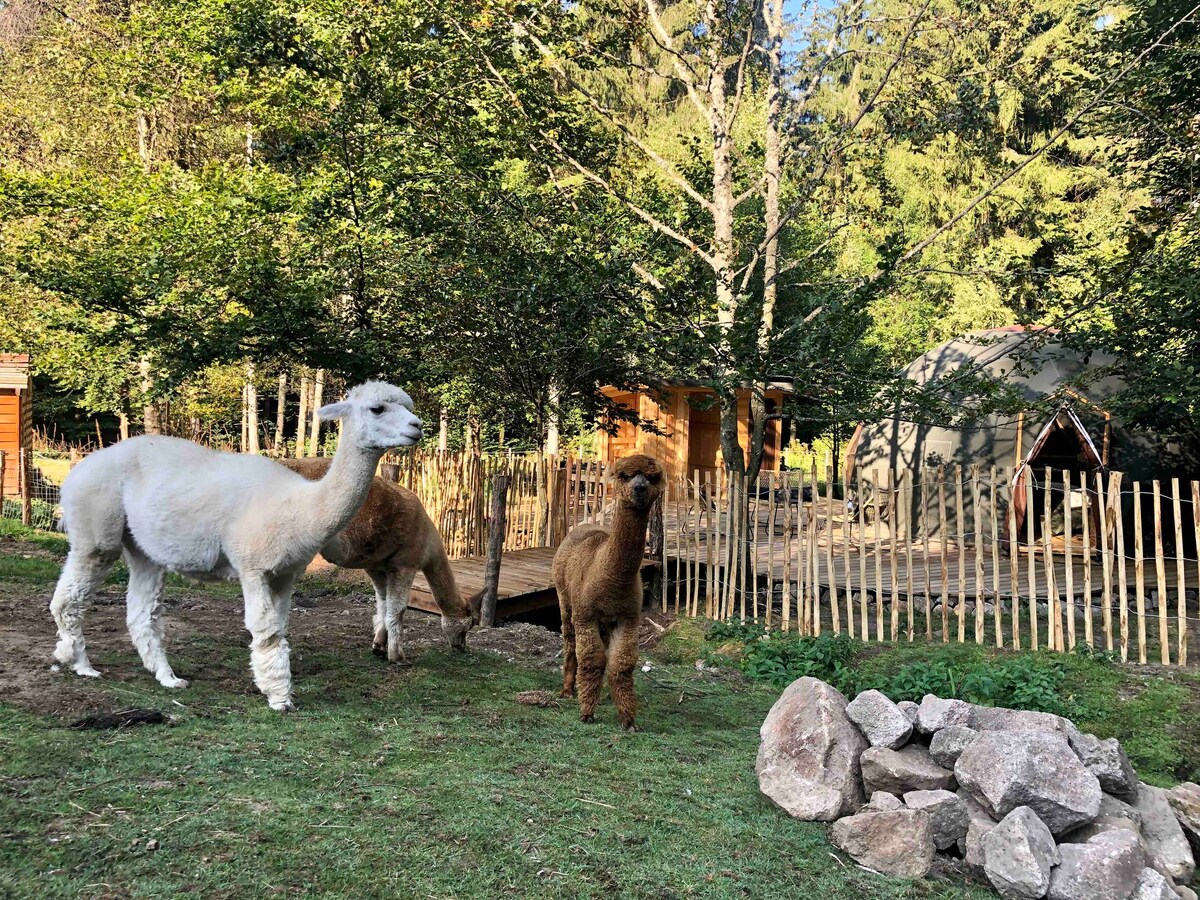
(756, 677, 1200, 899)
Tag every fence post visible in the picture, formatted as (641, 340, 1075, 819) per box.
(480, 474, 509, 628)
(648, 493, 665, 612)
(20, 449, 31, 527)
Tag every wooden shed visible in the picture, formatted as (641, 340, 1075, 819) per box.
(0, 354, 32, 498)
(595, 381, 793, 483)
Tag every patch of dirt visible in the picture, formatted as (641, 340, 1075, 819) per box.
(0, 559, 563, 720)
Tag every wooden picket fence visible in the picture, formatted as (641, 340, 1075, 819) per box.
(661, 465, 1200, 667)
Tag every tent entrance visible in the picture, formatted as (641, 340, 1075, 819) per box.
(1012, 408, 1104, 543)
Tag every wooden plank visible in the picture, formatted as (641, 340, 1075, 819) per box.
(922, 472, 932, 640)
(990, 466, 1002, 649)
(1026, 472, 1038, 651)
(905, 470, 915, 642)
(889, 469, 900, 642)
(956, 465, 967, 644)
(1153, 480, 1169, 665)
(873, 474, 883, 642)
(1134, 481, 1147, 665)
(765, 473, 776, 627)
(827, 474, 840, 636)
(844, 470, 855, 639)
(812, 461, 822, 637)
(1173, 478, 1186, 667)
(1042, 467, 1061, 653)
(1082, 476, 1093, 650)
(1099, 472, 1113, 652)
(973, 465, 985, 645)
(939, 466, 949, 643)
(782, 475, 793, 633)
(1063, 469, 1076, 652)
(1113, 473, 1129, 662)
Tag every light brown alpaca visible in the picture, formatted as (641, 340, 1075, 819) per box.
(281, 458, 479, 661)
(552, 454, 663, 731)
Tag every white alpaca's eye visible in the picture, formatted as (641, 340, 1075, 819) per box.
(370, 405, 385, 415)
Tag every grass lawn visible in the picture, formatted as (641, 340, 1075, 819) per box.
(1, 521, 1194, 899)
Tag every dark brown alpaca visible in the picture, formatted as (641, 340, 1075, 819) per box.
(552, 454, 663, 731)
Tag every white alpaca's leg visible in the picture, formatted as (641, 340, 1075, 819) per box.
(243, 572, 296, 711)
(50, 549, 116, 678)
(368, 569, 388, 655)
(385, 568, 416, 664)
(123, 547, 188, 689)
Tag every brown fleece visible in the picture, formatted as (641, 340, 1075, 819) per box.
(551, 454, 663, 731)
(279, 457, 478, 653)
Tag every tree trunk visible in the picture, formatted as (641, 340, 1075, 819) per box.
(309, 368, 325, 456)
(467, 412, 481, 455)
(438, 407, 449, 452)
(139, 357, 160, 435)
(240, 382, 249, 452)
(297, 370, 311, 456)
(246, 363, 259, 454)
(546, 381, 561, 456)
(275, 372, 287, 454)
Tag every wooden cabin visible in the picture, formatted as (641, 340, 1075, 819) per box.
(595, 381, 793, 483)
(0, 354, 32, 498)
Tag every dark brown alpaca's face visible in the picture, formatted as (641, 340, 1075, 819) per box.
(611, 455, 664, 511)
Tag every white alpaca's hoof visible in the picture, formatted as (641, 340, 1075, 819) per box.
(159, 676, 189, 689)
(75, 664, 102, 678)
(269, 699, 297, 713)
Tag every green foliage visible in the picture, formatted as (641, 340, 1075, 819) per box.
(706, 625, 860, 693)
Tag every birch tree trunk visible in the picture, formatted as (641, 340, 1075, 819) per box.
(439, 407, 449, 452)
(297, 370, 311, 457)
(246, 363, 259, 454)
(139, 357, 160, 435)
(275, 372, 287, 454)
(309, 368, 325, 456)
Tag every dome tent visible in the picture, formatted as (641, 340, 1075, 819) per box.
(844, 327, 1198, 539)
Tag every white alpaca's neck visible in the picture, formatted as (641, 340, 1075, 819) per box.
(305, 428, 383, 542)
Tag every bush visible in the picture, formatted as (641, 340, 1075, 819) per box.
(705, 625, 859, 693)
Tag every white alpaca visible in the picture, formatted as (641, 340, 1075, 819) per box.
(49, 381, 423, 711)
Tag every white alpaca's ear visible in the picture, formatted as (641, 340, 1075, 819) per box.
(317, 401, 352, 422)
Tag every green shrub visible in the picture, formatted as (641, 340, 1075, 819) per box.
(705, 625, 859, 693)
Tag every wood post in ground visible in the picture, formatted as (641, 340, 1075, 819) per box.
(309, 368, 325, 456)
(20, 449, 31, 526)
(275, 372, 287, 454)
(648, 493, 665, 612)
(480, 473, 509, 628)
(296, 371, 310, 456)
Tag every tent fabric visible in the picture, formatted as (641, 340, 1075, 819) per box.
(845, 328, 1197, 538)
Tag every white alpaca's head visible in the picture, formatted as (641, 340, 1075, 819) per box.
(318, 381, 423, 452)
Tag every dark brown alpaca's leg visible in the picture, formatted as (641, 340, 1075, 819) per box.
(574, 624, 607, 723)
(559, 601, 578, 698)
(607, 617, 641, 731)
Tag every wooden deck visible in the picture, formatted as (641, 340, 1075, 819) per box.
(410, 547, 659, 618)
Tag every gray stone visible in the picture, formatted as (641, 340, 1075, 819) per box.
(1100, 792, 1144, 829)
(916, 694, 972, 734)
(829, 808, 935, 879)
(1048, 830, 1146, 900)
(982, 806, 1059, 899)
(897, 700, 919, 725)
(930, 725, 979, 769)
(846, 690, 914, 750)
(1176, 886, 1198, 900)
(1069, 732, 1139, 802)
(955, 729, 1101, 834)
(1167, 782, 1200, 856)
(1135, 784, 1196, 884)
(957, 789, 998, 874)
(903, 789, 969, 850)
(970, 704, 1078, 740)
(1060, 815, 1142, 845)
(756, 677, 868, 821)
(866, 791, 903, 811)
(861, 744, 956, 796)
(1130, 867, 1181, 900)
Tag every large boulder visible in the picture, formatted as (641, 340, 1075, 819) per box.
(930, 725, 980, 769)
(1130, 867, 1182, 900)
(982, 806, 1059, 900)
(955, 729, 1101, 834)
(1167, 782, 1200, 856)
(846, 690, 913, 749)
(1069, 732, 1139, 802)
(1135, 784, 1196, 884)
(829, 808, 935, 879)
(1100, 792, 1144, 830)
(1060, 815, 1141, 845)
(971, 705, 1078, 740)
(898, 700, 919, 725)
(756, 677, 868, 821)
(1048, 830, 1146, 900)
(904, 789, 969, 850)
(958, 789, 999, 875)
(861, 745, 956, 795)
(916, 695, 972, 734)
